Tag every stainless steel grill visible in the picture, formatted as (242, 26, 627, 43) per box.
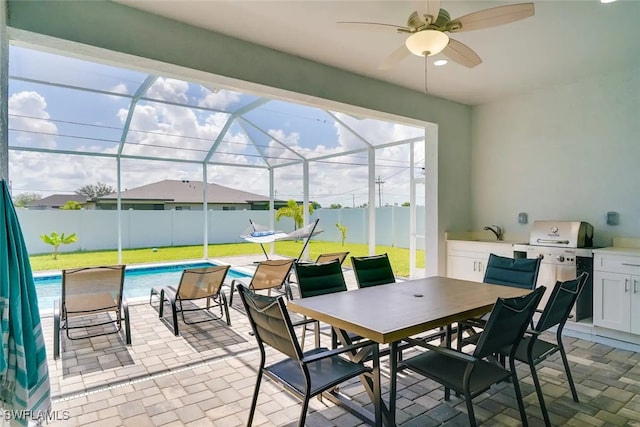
(514, 220, 594, 321)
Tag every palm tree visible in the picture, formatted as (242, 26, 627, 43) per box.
(40, 232, 78, 260)
(275, 200, 314, 229)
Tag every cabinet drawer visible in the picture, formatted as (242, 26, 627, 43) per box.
(594, 254, 640, 274)
(447, 241, 515, 258)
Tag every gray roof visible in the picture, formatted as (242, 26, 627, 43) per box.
(97, 180, 276, 204)
(26, 194, 88, 208)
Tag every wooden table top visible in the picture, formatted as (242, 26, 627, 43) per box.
(287, 276, 530, 344)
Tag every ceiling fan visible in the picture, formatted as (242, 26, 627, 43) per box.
(338, 1, 535, 70)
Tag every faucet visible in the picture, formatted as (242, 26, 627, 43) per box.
(483, 225, 503, 241)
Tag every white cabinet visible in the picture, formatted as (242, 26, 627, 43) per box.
(593, 251, 640, 334)
(447, 240, 517, 283)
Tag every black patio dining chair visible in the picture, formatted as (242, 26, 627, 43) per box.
(499, 272, 589, 426)
(402, 286, 546, 427)
(458, 253, 542, 350)
(350, 253, 396, 288)
(149, 265, 231, 335)
(237, 284, 380, 427)
(294, 259, 358, 349)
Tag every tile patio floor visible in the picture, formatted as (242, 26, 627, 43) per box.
(42, 256, 640, 426)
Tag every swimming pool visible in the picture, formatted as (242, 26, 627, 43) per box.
(33, 261, 251, 311)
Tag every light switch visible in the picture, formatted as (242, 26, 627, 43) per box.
(607, 211, 619, 226)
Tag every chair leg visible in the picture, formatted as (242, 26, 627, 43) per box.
(314, 321, 320, 349)
(529, 362, 551, 427)
(171, 300, 179, 336)
(559, 342, 579, 402)
(158, 290, 165, 318)
(510, 358, 529, 427)
(248, 365, 264, 426)
(285, 282, 294, 301)
(221, 293, 231, 326)
(53, 299, 61, 359)
(298, 392, 310, 427)
(228, 281, 236, 307)
(464, 391, 477, 427)
(122, 299, 132, 345)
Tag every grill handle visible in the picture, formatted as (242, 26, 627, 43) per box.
(536, 239, 570, 245)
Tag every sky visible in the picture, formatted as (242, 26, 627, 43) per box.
(7, 46, 426, 208)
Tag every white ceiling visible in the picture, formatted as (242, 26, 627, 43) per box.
(116, 0, 640, 105)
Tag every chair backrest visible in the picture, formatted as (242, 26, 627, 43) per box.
(536, 272, 589, 333)
(295, 260, 347, 298)
(474, 286, 546, 359)
(315, 252, 350, 265)
(177, 265, 230, 300)
(237, 284, 302, 361)
(250, 259, 295, 291)
(62, 265, 126, 313)
(483, 254, 541, 289)
(350, 253, 396, 288)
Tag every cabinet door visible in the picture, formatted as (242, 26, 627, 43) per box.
(630, 275, 640, 335)
(447, 256, 485, 282)
(593, 271, 630, 332)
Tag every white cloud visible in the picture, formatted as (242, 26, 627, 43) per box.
(198, 88, 242, 110)
(9, 91, 58, 149)
(109, 83, 129, 95)
(146, 78, 189, 103)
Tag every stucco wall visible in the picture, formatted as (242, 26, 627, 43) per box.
(471, 67, 640, 246)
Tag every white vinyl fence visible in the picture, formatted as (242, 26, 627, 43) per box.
(17, 207, 425, 255)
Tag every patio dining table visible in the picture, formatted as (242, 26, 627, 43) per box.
(287, 275, 531, 426)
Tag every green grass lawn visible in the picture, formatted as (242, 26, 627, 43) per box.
(30, 241, 425, 277)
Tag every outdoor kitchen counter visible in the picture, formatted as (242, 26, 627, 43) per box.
(446, 237, 527, 282)
(593, 247, 640, 257)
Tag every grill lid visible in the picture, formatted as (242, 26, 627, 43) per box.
(529, 220, 593, 248)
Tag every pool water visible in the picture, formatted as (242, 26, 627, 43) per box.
(33, 262, 250, 311)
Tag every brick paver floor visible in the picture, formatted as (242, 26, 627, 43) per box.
(39, 256, 640, 426)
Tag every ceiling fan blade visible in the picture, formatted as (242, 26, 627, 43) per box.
(378, 45, 412, 71)
(448, 3, 535, 33)
(337, 21, 409, 33)
(442, 39, 482, 68)
(416, 0, 441, 25)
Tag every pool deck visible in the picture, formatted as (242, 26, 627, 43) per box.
(42, 255, 640, 426)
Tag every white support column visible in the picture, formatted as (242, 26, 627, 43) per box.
(409, 141, 416, 278)
(302, 159, 310, 260)
(202, 166, 208, 259)
(0, 0, 8, 182)
(117, 157, 122, 264)
(269, 168, 275, 256)
(425, 125, 439, 277)
(368, 148, 376, 255)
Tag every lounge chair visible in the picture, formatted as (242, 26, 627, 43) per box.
(149, 265, 231, 336)
(314, 251, 350, 265)
(228, 259, 295, 306)
(53, 264, 130, 359)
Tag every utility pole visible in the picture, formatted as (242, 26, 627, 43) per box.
(375, 176, 385, 207)
(352, 193, 355, 208)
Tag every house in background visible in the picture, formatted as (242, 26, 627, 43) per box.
(94, 179, 288, 211)
(25, 194, 88, 210)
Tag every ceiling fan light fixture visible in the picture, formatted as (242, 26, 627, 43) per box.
(405, 30, 450, 57)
